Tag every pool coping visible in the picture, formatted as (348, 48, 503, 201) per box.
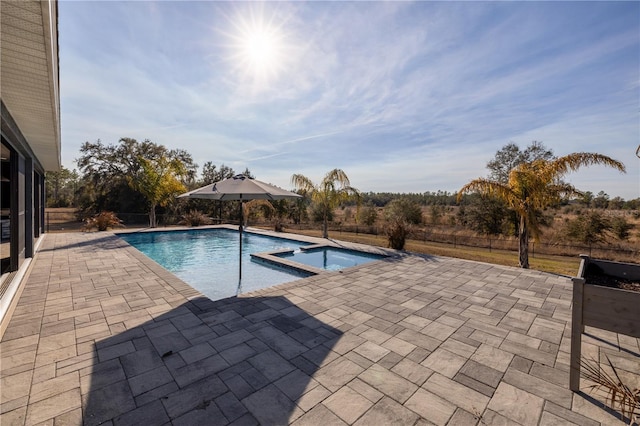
(251, 243, 391, 277)
(115, 224, 395, 256)
(250, 249, 325, 276)
(114, 224, 400, 297)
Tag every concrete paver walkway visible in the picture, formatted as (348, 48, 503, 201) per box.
(1, 232, 638, 425)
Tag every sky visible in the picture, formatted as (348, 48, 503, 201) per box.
(59, 1, 639, 200)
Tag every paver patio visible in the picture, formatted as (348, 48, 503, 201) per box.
(1, 231, 638, 425)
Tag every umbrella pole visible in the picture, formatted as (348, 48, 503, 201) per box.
(239, 198, 243, 283)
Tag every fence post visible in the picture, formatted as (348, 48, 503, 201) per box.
(532, 242, 535, 258)
(489, 238, 491, 252)
(454, 236, 456, 248)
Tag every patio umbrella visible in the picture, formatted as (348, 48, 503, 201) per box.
(178, 174, 301, 286)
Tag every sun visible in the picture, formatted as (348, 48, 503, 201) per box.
(241, 27, 280, 72)
(223, 6, 291, 88)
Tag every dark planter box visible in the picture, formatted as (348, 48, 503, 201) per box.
(569, 255, 640, 391)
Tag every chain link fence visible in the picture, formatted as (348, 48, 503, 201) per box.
(45, 210, 182, 232)
(45, 210, 228, 232)
(45, 210, 638, 263)
(289, 222, 639, 264)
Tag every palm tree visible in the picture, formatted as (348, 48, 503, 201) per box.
(291, 169, 360, 238)
(458, 153, 625, 268)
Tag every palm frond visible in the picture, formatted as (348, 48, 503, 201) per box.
(580, 355, 640, 421)
(548, 153, 626, 178)
(458, 179, 518, 210)
(291, 174, 316, 193)
(324, 169, 351, 187)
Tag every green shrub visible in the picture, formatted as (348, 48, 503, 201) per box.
(565, 210, 611, 244)
(611, 217, 633, 240)
(83, 211, 123, 232)
(358, 202, 378, 226)
(385, 198, 422, 225)
(430, 205, 443, 225)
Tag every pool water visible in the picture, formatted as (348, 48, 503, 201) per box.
(119, 229, 311, 301)
(276, 247, 385, 271)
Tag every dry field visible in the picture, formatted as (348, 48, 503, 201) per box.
(44, 206, 639, 276)
(44, 207, 84, 232)
(329, 205, 640, 265)
(334, 205, 640, 245)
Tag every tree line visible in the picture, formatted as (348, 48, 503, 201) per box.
(47, 140, 638, 213)
(46, 138, 634, 269)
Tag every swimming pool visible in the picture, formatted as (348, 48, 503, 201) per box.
(275, 247, 385, 271)
(119, 229, 311, 300)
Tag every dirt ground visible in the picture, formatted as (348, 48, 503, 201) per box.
(45, 207, 84, 232)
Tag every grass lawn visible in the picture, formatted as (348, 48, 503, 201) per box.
(283, 228, 581, 277)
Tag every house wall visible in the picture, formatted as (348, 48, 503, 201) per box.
(0, 106, 47, 328)
(0, 0, 60, 333)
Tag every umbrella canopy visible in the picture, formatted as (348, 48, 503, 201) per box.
(178, 174, 302, 291)
(178, 174, 301, 201)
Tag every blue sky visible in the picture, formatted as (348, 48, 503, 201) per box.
(60, 1, 639, 199)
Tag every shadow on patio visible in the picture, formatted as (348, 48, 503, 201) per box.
(83, 295, 342, 425)
(36, 234, 127, 253)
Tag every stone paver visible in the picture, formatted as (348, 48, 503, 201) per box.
(1, 231, 639, 425)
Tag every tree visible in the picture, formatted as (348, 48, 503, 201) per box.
(458, 153, 625, 268)
(46, 166, 79, 207)
(593, 191, 610, 209)
(287, 193, 309, 225)
(240, 167, 255, 179)
(76, 138, 197, 216)
(608, 196, 625, 210)
(128, 156, 187, 228)
(487, 141, 554, 183)
(460, 194, 510, 235)
(486, 141, 556, 234)
(291, 169, 360, 238)
(170, 148, 199, 185)
(580, 191, 594, 207)
(201, 162, 236, 185)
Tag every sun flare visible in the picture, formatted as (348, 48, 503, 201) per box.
(242, 28, 280, 71)
(224, 6, 292, 88)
